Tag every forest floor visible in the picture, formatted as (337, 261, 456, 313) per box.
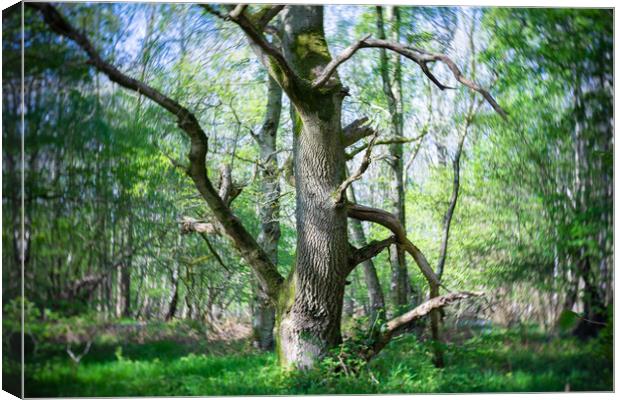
(8, 321, 613, 396)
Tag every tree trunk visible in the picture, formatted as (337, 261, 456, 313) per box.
(251, 75, 282, 351)
(275, 6, 349, 369)
(376, 6, 409, 313)
(165, 263, 180, 321)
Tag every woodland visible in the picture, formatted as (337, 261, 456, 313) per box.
(1, 2, 614, 396)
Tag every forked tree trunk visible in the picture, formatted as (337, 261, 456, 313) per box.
(275, 6, 349, 368)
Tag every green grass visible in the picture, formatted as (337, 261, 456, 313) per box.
(21, 327, 612, 397)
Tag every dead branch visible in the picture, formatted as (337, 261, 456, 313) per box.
(334, 133, 378, 205)
(180, 217, 219, 235)
(67, 341, 92, 364)
(342, 117, 375, 147)
(365, 291, 483, 360)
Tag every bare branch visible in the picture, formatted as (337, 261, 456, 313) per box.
(180, 217, 219, 235)
(67, 341, 92, 364)
(347, 203, 443, 291)
(346, 133, 426, 160)
(348, 236, 397, 274)
(334, 133, 378, 205)
(342, 117, 375, 147)
(200, 4, 228, 20)
(364, 291, 483, 360)
(313, 33, 371, 88)
(198, 232, 232, 273)
(312, 34, 507, 118)
(228, 4, 248, 20)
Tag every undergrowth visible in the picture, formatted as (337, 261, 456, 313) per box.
(17, 323, 612, 397)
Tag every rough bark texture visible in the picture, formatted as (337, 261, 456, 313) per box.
(275, 6, 349, 369)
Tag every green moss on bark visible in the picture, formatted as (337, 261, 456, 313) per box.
(275, 268, 297, 367)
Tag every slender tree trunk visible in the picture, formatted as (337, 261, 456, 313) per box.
(121, 211, 132, 318)
(165, 261, 180, 321)
(376, 6, 409, 313)
(347, 184, 386, 324)
(251, 76, 282, 351)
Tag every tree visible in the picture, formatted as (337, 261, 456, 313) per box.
(250, 75, 283, 350)
(30, 3, 504, 369)
(375, 5, 409, 313)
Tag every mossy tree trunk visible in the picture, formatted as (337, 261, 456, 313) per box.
(274, 6, 349, 368)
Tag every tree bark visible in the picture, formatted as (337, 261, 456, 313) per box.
(165, 264, 179, 322)
(270, 6, 350, 369)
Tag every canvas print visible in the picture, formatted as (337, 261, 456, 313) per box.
(2, 1, 613, 397)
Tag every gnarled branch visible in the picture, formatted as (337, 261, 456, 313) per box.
(31, 3, 284, 300)
(313, 35, 507, 119)
(347, 203, 443, 291)
(365, 291, 483, 360)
